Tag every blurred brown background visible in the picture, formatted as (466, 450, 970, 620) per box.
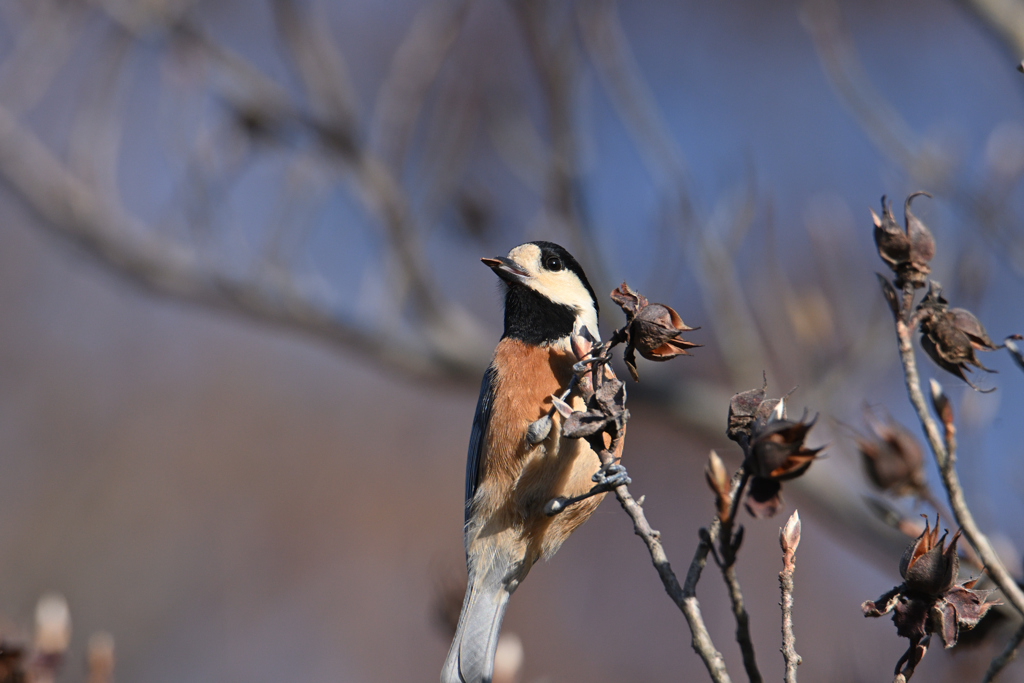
(1, 0, 1023, 681)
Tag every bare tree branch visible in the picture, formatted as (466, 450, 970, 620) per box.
(953, 0, 1024, 61)
(271, 0, 361, 134)
(984, 622, 1024, 683)
(369, 0, 473, 170)
(0, 103, 486, 382)
(510, 0, 604, 277)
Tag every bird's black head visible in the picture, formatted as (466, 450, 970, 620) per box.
(482, 241, 599, 345)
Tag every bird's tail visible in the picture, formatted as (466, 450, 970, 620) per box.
(441, 556, 512, 683)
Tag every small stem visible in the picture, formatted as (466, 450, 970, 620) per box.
(723, 565, 761, 683)
(581, 337, 731, 682)
(900, 283, 916, 322)
(779, 571, 799, 682)
(983, 623, 1024, 683)
(780, 551, 800, 682)
(610, 482, 732, 683)
(714, 469, 761, 683)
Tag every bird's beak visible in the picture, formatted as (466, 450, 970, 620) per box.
(481, 256, 530, 285)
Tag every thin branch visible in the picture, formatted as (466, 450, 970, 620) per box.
(0, 103, 486, 382)
(271, 0, 361, 134)
(891, 281, 1024, 619)
(803, 0, 1024, 279)
(953, 0, 1024, 62)
(800, 0, 924, 175)
(67, 26, 134, 200)
(779, 511, 801, 683)
(577, 341, 732, 683)
(369, 0, 473, 170)
(510, 0, 604, 281)
(722, 565, 760, 683)
(0, 0, 87, 116)
(983, 623, 1024, 683)
(715, 471, 762, 683)
(610, 481, 732, 683)
(266, 4, 454, 324)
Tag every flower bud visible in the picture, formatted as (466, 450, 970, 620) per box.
(705, 450, 731, 521)
(34, 593, 70, 656)
(780, 509, 801, 557)
(929, 379, 954, 435)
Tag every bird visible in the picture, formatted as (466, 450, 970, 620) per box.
(442, 241, 620, 683)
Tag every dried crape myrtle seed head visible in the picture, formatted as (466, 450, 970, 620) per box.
(855, 406, 926, 497)
(727, 381, 823, 518)
(863, 516, 999, 662)
(917, 283, 998, 392)
(726, 377, 767, 444)
(899, 516, 959, 596)
(610, 282, 699, 381)
(871, 192, 935, 289)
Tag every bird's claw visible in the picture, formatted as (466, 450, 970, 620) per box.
(592, 462, 631, 488)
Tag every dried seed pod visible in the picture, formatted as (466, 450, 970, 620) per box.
(855, 407, 926, 497)
(744, 411, 823, 519)
(726, 376, 768, 443)
(871, 192, 936, 289)
(917, 283, 997, 391)
(863, 517, 998, 657)
(610, 282, 699, 380)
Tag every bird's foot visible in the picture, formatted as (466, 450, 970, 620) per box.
(592, 461, 631, 488)
(544, 462, 630, 517)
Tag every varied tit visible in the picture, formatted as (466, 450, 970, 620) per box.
(442, 241, 620, 683)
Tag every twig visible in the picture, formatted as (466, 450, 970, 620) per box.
(715, 471, 762, 683)
(612, 482, 732, 683)
(271, 0, 360, 134)
(576, 339, 732, 683)
(369, 0, 472, 170)
(0, 102, 487, 383)
(779, 511, 801, 683)
(510, 0, 604, 281)
(953, 0, 1024, 64)
(891, 281, 1024, 619)
(800, 0, 923, 175)
(983, 623, 1024, 683)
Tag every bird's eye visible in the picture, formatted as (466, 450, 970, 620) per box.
(544, 256, 563, 271)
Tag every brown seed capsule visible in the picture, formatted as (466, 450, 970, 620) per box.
(863, 517, 999, 659)
(743, 406, 823, 519)
(871, 192, 936, 289)
(632, 303, 700, 362)
(899, 516, 958, 596)
(610, 282, 699, 380)
(917, 284, 997, 391)
(726, 377, 767, 444)
(855, 407, 926, 497)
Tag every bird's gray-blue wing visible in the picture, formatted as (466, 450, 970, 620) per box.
(465, 364, 496, 522)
